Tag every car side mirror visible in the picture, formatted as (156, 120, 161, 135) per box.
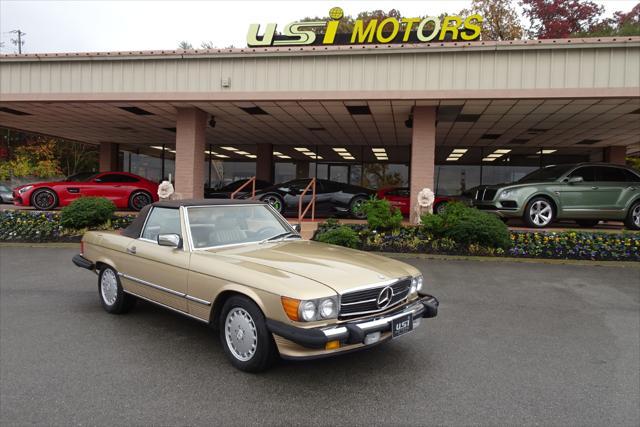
(94, 178, 102, 183)
(292, 224, 301, 233)
(157, 233, 182, 248)
(567, 176, 584, 184)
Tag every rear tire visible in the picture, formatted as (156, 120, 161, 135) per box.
(624, 200, 640, 230)
(98, 266, 136, 314)
(523, 197, 555, 228)
(576, 219, 600, 228)
(31, 188, 58, 210)
(219, 295, 277, 373)
(260, 194, 284, 214)
(129, 191, 152, 211)
(350, 196, 368, 219)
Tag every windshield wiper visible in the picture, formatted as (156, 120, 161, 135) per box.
(259, 231, 301, 244)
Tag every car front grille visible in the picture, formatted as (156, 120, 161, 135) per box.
(339, 278, 411, 319)
(474, 188, 497, 201)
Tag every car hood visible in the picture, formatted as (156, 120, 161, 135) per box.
(202, 240, 418, 294)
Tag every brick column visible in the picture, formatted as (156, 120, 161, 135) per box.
(99, 142, 119, 172)
(409, 106, 437, 224)
(256, 143, 274, 182)
(175, 107, 207, 199)
(604, 146, 626, 165)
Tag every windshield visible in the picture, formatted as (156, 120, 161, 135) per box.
(517, 165, 575, 183)
(186, 205, 294, 249)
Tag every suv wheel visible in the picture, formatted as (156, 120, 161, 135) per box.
(220, 295, 277, 372)
(524, 197, 555, 228)
(624, 200, 640, 230)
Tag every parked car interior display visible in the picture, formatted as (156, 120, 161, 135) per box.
(72, 199, 439, 372)
(468, 163, 640, 229)
(12, 171, 159, 211)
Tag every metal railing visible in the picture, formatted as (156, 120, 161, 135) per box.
(230, 177, 257, 199)
(298, 178, 316, 222)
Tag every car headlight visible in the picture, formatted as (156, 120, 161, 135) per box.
(410, 275, 423, 294)
(18, 185, 33, 194)
(281, 296, 339, 322)
(499, 190, 513, 200)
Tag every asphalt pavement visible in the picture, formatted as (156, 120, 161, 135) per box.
(1, 247, 638, 426)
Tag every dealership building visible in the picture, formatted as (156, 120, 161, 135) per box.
(1, 35, 639, 220)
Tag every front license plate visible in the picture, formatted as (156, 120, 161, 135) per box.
(392, 314, 413, 338)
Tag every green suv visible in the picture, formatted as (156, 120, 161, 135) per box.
(470, 163, 640, 230)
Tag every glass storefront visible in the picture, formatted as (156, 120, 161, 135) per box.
(119, 144, 603, 196)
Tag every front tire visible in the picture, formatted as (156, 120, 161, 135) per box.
(624, 200, 640, 230)
(219, 295, 277, 372)
(31, 188, 58, 210)
(98, 266, 136, 314)
(524, 197, 555, 228)
(434, 201, 448, 215)
(129, 191, 152, 211)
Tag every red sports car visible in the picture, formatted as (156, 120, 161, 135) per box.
(377, 187, 457, 215)
(13, 172, 159, 211)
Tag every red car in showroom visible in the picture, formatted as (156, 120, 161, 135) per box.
(13, 172, 159, 211)
(377, 187, 460, 215)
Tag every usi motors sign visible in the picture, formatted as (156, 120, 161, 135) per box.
(247, 7, 483, 47)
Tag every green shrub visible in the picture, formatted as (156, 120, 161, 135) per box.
(362, 197, 403, 231)
(315, 225, 361, 249)
(420, 202, 510, 249)
(60, 197, 116, 229)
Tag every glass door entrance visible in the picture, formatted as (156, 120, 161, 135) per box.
(314, 163, 362, 185)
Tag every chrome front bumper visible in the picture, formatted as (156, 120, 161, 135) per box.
(266, 295, 439, 349)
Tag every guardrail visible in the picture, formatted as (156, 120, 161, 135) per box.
(298, 178, 316, 222)
(230, 177, 257, 199)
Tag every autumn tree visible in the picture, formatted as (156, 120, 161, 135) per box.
(464, 0, 523, 40)
(574, 2, 640, 36)
(520, 0, 605, 38)
(177, 41, 193, 49)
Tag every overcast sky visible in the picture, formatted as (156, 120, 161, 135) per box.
(0, 0, 637, 54)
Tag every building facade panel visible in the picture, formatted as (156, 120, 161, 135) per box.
(2, 39, 639, 100)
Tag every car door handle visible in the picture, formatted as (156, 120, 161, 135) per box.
(628, 186, 637, 191)
(591, 186, 599, 190)
(127, 246, 136, 255)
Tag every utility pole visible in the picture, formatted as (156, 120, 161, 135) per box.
(9, 30, 25, 54)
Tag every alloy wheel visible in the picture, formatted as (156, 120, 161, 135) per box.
(633, 204, 640, 228)
(131, 192, 151, 210)
(351, 198, 367, 218)
(529, 200, 553, 227)
(262, 196, 282, 212)
(33, 190, 56, 210)
(225, 307, 258, 362)
(100, 269, 118, 306)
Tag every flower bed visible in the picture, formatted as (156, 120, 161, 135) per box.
(0, 210, 136, 242)
(313, 222, 640, 262)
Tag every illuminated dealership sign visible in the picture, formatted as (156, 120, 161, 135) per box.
(247, 7, 483, 47)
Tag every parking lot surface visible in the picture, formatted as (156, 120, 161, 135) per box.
(1, 247, 638, 426)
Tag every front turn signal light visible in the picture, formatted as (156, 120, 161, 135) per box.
(281, 296, 300, 321)
(325, 340, 341, 350)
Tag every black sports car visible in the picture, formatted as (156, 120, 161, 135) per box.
(205, 179, 272, 199)
(251, 178, 374, 219)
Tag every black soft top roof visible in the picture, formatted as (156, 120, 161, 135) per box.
(121, 199, 264, 238)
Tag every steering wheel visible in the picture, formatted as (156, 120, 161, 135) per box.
(255, 226, 281, 239)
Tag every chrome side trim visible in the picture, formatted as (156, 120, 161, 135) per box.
(185, 294, 212, 306)
(123, 290, 208, 324)
(119, 272, 213, 306)
(119, 272, 186, 297)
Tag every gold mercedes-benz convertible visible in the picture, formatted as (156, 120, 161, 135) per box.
(73, 199, 439, 372)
